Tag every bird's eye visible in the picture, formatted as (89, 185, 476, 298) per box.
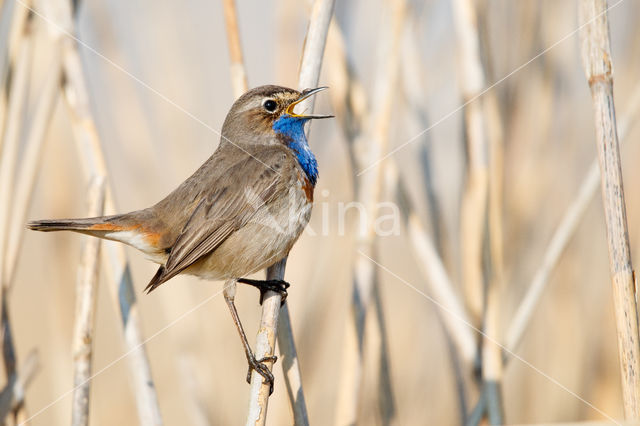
(263, 99, 277, 112)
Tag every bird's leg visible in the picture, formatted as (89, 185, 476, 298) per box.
(223, 283, 277, 395)
(237, 278, 290, 305)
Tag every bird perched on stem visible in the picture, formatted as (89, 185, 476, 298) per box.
(28, 85, 332, 393)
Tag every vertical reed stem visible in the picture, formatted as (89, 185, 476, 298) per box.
(0, 13, 32, 292)
(222, 0, 248, 98)
(246, 1, 335, 424)
(0, 12, 34, 424)
(452, 0, 489, 328)
(0, 349, 38, 423)
(71, 177, 105, 426)
(246, 259, 287, 426)
(4, 51, 61, 287)
(276, 302, 309, 426)
(579, 0, 640, 418)
(221, 0, 311, 422)
(335, 0, 405, 422)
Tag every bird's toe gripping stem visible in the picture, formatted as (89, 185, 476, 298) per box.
(246, 354, 278, 395)
(237, 278, 290, 305)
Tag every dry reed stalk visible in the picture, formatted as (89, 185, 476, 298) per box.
(453, 1, 506, 419)
(482, 47, 506, 426)
(388, 159, 474, 420)
(481, 284, 503, 424)
(0, 49, 60, 426)
(369, 251, 396, 424)
(276, 302, 309, 426)
(395, 19, 477, 420)
(0, 0, 17, 96)
(325, 10, 407, 423)
(246, 1, 335, 423)
(6, 1, 30, 63)
(324, 18, 367, 172)
(220, 2, 280, 421)
(71, 176, 105, 426)
(0, 12, 35, 424)
(0, 85, 6, 163)
(4, 51, 61, 287)
(221, 0, 248, 99)
(294, 0, 334, 113)
(60, 35, 163, 425)
(0, 288, 35, 424)
(579, 0, 640, 418)
(219, 1, 310, 422)
(275, 0, 301, 85)
(220, 7, 247, 415)
(246, 259, 287, 426)
(505, 83, 640, 357)
(0, 13, 32, 292)
(406, 211, 476, 364)
(452, 0, 489, 326)
(333, 1, 406, 423)
(0, 4, 65, 423)
(325, 19, 376, 422)
(394, 16, 476, 367)
(0, 0, 31, 157)
(485, 91, 504, 298)
(0, 349, 38, 423)
(400, 19, 448, 259)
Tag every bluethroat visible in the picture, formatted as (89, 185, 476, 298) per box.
(28, 85, 333, 393)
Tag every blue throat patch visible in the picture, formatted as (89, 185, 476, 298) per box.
(273, 115, 318, 185)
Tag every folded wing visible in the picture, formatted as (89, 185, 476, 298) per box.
(145, 146, 291, 292)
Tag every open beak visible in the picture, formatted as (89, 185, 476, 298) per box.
(285, 87, 334, 119)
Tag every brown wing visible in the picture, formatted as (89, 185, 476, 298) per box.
(145, 146, 291, 292)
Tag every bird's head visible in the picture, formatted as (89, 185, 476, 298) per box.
(220, 85, 333, 146)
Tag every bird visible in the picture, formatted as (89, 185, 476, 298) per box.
(27, 85, 333, 394)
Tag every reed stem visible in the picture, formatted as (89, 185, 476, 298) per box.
(505, 82, 640, 358)
(246, 0, 335, 423)
(61, 30, 163, 426)
(579, 0, 640, 418)
(71, 177, 105, 426)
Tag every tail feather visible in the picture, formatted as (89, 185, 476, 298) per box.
(26, 215, 127, 232)
(28, 214, 167, 263)
(145, 266, 166, 293)
(28, 217, 99, 232)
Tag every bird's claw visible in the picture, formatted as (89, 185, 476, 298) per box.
(237, 278, 290, 305)
(259, 280, 289, 305)
(246, 355, 278, 395)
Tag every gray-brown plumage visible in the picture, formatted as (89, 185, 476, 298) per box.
(28, 85, 332, 392)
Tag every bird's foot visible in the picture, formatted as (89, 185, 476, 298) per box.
(246, 354, 278, 395)
(237, 278, 290, 305)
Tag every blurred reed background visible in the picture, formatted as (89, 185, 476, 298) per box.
(0, 0, 639, 424)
